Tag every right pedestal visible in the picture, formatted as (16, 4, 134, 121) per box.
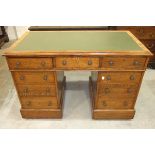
(89, 69, 144, 119)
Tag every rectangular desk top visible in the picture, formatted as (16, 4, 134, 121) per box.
(4, 31, 152, 56)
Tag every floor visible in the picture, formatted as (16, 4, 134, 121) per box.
(0, 41, 155, 129)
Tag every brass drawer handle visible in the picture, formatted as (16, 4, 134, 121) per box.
(102, 101, 107, 107)
(15, 62, 21, 68)
(147, 43, 154, 49)
(88, 60, 92, 65)
(48, 101, 52, 106)
(130, 75, 135, 80)
(43, 75, 48, 80)
(26, 101, 31, 106)
(106, 75, 111, 80)
(133, 61, 140, 66)
(20, 75, 25, 80)
(104, 88, 110, 94)
(62, 60, 67, 65)
(109, 61, 114, 66)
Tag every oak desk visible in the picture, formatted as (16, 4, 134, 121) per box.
(4, 31, 152, 119)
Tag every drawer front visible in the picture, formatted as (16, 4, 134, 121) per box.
(12, 72, 55, 84)
(96, 97, 135, 109)
(117, 26, 155, 39)
(17, 85, 56, 97)
(99, 72, 142, 84)
(141, 40, 155, 51)
(98, 84, 138, 98)
(55, 57, 99, 69)
(78, 57, 99, 69)
(101, 57, 146, 70)
(21, 97, 58, 109)
(7, 58, 53, 70)
(55, 57, 78, 69)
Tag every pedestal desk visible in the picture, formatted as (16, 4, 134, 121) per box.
(4, 31, 152, 119)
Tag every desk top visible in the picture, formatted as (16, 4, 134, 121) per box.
(5, 31, 152, 56)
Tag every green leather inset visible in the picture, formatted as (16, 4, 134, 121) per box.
(14, 31, 143, 51)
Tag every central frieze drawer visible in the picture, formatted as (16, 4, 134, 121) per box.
(7, 58, 53, 70)
(17, 85, 56, 97)
(101, 57, 146, 70)
(21, 97, 59, 109)
(55, 57, 99, 69)
(12, 71, 55, 84)
(98, 72, 143, 84)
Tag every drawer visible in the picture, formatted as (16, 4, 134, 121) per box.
(96, 97, 135, 109)
(20, 97, 58, 109)
(12, 71, 55, 84)
(98, 72, 143, 84)
(7, 58, 53, 70)
(17, 85, 56, 97)
(55, 57, 78, 69)
(98, 84, 138, 98)
(78, 57, 99, 69)
(117, 26, 155, 39)
(55, 57, 99, 69)
(141, 40, 155, 51)
(101, 57, 146, 70)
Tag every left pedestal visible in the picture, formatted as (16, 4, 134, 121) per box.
(6, 57, 65, 119)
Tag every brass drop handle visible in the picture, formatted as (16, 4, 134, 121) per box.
(15, 62, 21, 68)
(41, 61, 46, 67)
(62, 60, 67, 65)
(106, 75, 111, 80)
(26, 101, 31, 106)
(88, 60, 92, 65)
(43, 75, 48, 80)
(102, 101, 107, 107)
(109, 61, 114, 66)
(20, 75, 25, 80)
(133, 61, 140, 66)
(48, 101, 52, 106)
(104, 88, 110, 94)
(130, 75, 135, 80)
